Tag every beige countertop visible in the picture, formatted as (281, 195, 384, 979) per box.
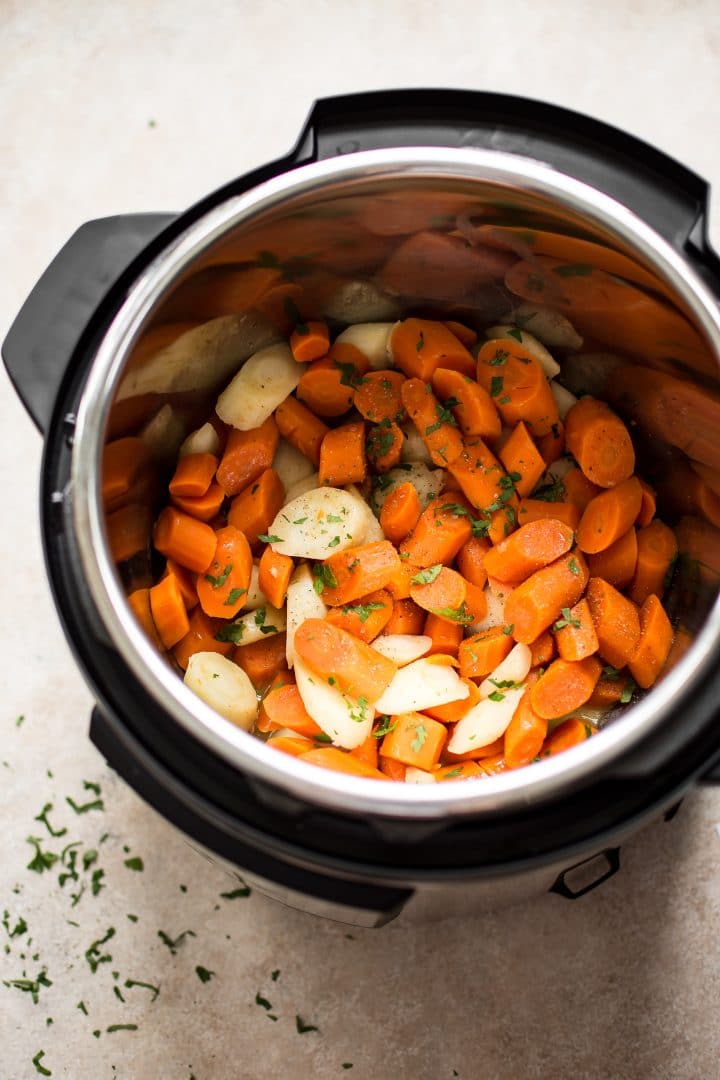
(2, 2, 720, 1077)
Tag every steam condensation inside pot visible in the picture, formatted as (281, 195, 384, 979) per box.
(99, 176, 720, 783)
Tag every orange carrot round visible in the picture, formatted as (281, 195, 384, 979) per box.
(585, 577, 640, 668)
(227, 468, 285, 547)
(290, 320, 330, 363)
(504, 550, 589, 644)
(153, 507, 217, 574)
(400, 378, 464, 467)
(531, 656, 602, 719)
(554, 598, 599, 662)
(586, 526, 638, 590)
(392, 318, 474, 382)
(216, 416, 279, 497)
(366, 422, 403, 473)
(168, 453, 218, 498)
(564, 396, 635, 488)
(431, 367, 502, 440)
(380, 712, 447, 771)
(258, 546, 294, 610)
(498, 421, 547, 498)
(171, 482, 226, 523)
(318, 421, 367, 487)
(576, 475, 642, 555)
(319, 541, 402, 606)
(628, 594, 673, 689)
(399, 494, 473, 568)
(457, 536, 491, 588)
(235, 633, 287, 690)
(293, 618, 397, 701)
(275, 395, 329, 466)
(483, 518, 574, 583)
(324, 589, 393, 643)
(379, 482, 421, 545)
(476, 339, 559, 436)
(383, 598, 426, 636)
(300, 747, 389, 780)
(196, 525, 253, 618)
(149, 573, 190, 650)
(629, 521, 677, 605)
(504, 675, 547, 769)
(542, 717, 590, 756)
(173, 606, 233, 670)
(458, 626, 514, 679)
(423, 612, 464, 656)
(262, 682, 323, 737)
(297, 357, 361, 417)
(354, 370, 406, 423)
(410, 565, 468, 620)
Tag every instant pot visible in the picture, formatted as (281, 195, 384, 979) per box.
(5, 90, 720, 926)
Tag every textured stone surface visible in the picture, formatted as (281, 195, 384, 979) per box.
(2, 2, 720, 1077)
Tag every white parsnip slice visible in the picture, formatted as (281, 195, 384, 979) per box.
(334, 322, 395, 368)
(222, 605, 286, 647)
(550, 380, 578, 420)
(294, 656, 373, 750)
(405, 767, 436, 784)
(273, 438, 315, 491)
(285, 565, 328, 668)
(374, 658, 469, 715)
(479, 643, 532, 698)
(371, 635, 432, 667)
(216, 342, 304, 430)
(178, 421, 220, 459)
(447, 687, 525, 755)
(267, 487, 367, 559)
(184, 653, 257, 731)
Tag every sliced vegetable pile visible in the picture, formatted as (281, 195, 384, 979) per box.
(106, 309, 679, 783)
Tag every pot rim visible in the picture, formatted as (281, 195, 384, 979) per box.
(71, 146, 720, 820)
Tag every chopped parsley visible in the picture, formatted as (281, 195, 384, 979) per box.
(3, 968, 52, 1004)
(204, 563, 232, 588)
(32, 1050, 51, 1076)
(411, 723, 428, 755)
(293, 516, 308, 525)
(348, 697, 369, 724)
(220, 880, 251, 899)
(553, 607, 581, 631)
(256, 991, 272, 1010)
(506, 327, 523, 342)
(443, 767, 463, 778)
(373, 716, 396, 739)
(257, 534, 283, 545)
(85, 927, 115, 973)
(488, 690, 506, 702)
(296, 1015, 319, 1034)
(620, 679, 636, 704)
(490, 375, 504, 398)
(196, 966, 215, 984)
(312, 563, 338, 596)
(426, 398, 460, 436)
(432, 603, 473, 624)
(342, 601, 386, 622)
(602, 665, 621, 680)
(271, 969, 281, 981)
(26, 837, 59, 875)
(224, 587, 246, 606)
(489, 348, 509, 366)
(327, 536, 341, 548)
(33, 804, 67, 839)
(411, 564, 442, 585)
(503, 624, 515, 635)
(531, 477, 566, 502)
(215, 623, 244, 644)
(568, 557, 581, 576)
(123, 856, 144, 872)
(334, 360, 365, 388)
(157, 929, 196, 955)
(416, 331, 425, 352)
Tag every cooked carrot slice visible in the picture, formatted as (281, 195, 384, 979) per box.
(576, 476, 642, 554)
(629, 521, 678, 605)
(168, 453, 218, 498)
(399, 494, 473, 568)
(235, 633, 287, 691)
(196, 525, 253, 618)
(149, 574, 190, 650)
(379, 482, 421, 545)
(531, 657, 602, 720)
(366, 422, 403, 473)
(628, 594, 673, 689)
(587, 527, 638, 590)
(300, 747, 389, 780)
(216, 417, 279, 497)
(483, 519, 574, 583)
(431, 367, 502, 440)
(392, 318, 474, 381)
(542, 717, 591, 756)
(290, 320, 330, 363)
(325, 589, 393, 643)
(319, 541, 402, 606)
(383, 598, 426, 636)
(318, 421, 367, 487)
(293, 618, 397, 701)
(585, 577, 640, 668)
(504, 551, 589, 643)
(554, 598, 599, 662)
(400, 378, 464, 467)
(153, 507, 217, 574)
(227, 468, 285, 546)
(275, 395, 329, 466)
(564, 396, 635, 488)
(380, 712, 447, 771)
(498, 422, 546, 497)
(173, 607, 233, 670)
(459, 626, 514, 679)
(258, 546, 294, 610)
(354, 370, 406, 424)
(476, 339, 559, 437)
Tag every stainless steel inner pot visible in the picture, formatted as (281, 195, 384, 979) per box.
(71, 147, 720, 819)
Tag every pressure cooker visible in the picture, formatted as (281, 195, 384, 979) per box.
(5, 89, 720, 926)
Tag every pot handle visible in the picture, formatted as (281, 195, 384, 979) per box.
(2, 213, 174, 434)
(300, 89, 717, 260)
